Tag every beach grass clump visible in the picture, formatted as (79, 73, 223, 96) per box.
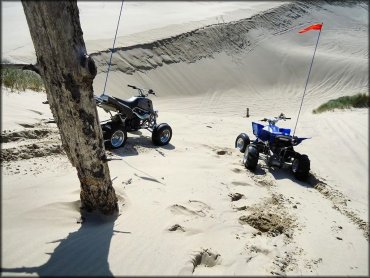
(1, 67, 44, 92)
(313, 93, 369, 114)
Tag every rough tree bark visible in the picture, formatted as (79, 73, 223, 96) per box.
(22, 1, 118, 214)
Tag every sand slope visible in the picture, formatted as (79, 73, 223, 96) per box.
(92, 1, 368, 103)
(1, 1, 369, 276)
(2, 96, 368, 276)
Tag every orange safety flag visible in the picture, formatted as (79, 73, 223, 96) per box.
(298, 23, 323, 34)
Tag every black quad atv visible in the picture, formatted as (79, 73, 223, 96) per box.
(95, 85, 172, 149)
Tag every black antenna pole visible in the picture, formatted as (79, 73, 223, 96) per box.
(102, 0, 124, 96)
(293, 23, 323, 137)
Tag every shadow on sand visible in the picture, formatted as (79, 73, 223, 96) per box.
(268, 164, 320, 188)
(2, 212, 128, 276)
(111, 134, 175, 158)
(253, 164, 267, 176)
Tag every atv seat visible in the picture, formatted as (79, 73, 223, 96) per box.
(98, 95, 134, 116)
(113, 96, 139, 109)
(274, 135, 292, 142)
(273, 135, 293, 147)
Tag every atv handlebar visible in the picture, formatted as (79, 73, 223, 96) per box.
(260, 114, 291, 124)
(278, 113, 291, 120)
(127, 84, 156, 97)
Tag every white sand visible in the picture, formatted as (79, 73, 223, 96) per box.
(1, 1, 368, 276)
(2, 1, 286, 62)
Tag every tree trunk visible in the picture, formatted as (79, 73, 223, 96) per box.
(22, 1, 118, 214)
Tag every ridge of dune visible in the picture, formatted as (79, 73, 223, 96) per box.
(1, 1, 287, 63)
(91, 0, 368, 105)
(91, 1, 315, 75)
(91, 0, 367, 74)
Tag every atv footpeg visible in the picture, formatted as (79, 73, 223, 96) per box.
(268, 155, 282, 167)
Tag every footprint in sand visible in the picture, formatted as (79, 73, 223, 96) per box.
(1, 144, 64, 162)
(228, 192, 244, 202)
(168, 224, 186, 232)
(233, 205, 248, 211)
(1, 128, 53, 143)
(18, 123, 35, 128)
(215, 149, 233, 156)
(179, 249, 221, 274)
(330, 225, 343, 233)
(169, 200, 211, 217)
(231, 168, 243, 173)
(28, 109, 43, 115)
(231, 181, 251, 186)
(170, 204, 206, 217)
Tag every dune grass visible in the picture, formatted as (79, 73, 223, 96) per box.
(1, 60, 44, 92)
(313, 93, 369, 114)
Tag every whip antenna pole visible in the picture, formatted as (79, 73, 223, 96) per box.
(293, 23, 323, 137)
(102, 0, 124, 95)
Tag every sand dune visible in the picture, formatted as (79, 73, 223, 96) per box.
(1, 1, 368, 276)
(92, 1, 368, 103)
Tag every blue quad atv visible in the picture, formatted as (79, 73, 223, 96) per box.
(235, 113, 311, 180)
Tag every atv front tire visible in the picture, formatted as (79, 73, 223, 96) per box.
(105, 126, 128, 149)
(243, 144, 259, 170)
(152, 123, 172, 146)
(292, 154, 310, 180)
(235, 133, 250, 153)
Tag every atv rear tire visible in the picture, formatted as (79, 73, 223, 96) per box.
(235, 133, 250, 153)
(152, 123, 172, 146)
(292, 154, 310, 181)
(106, 126, 127, 149)
(243, 144, 259, 170)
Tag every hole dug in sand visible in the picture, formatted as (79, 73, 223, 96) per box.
(239, 213, 286, 236)
(239, 195, 295, 237)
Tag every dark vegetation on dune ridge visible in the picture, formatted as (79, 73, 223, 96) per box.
(1, 68, 44, 92)
(313, 93, 369, 114)
(1, 59, 44, 92)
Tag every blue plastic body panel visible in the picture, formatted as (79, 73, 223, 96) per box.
(252, 122, 270, 141)
(251, 121, 309, 145)
(279, 128, 291, 135)
(252, 122, 263, 137)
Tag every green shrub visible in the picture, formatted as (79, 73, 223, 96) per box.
(313, 93, 369, 114)
(1, 68, 44, 92)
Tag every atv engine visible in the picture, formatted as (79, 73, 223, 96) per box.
(125, 117, 141, 131)
(270, 136, 295, 162)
